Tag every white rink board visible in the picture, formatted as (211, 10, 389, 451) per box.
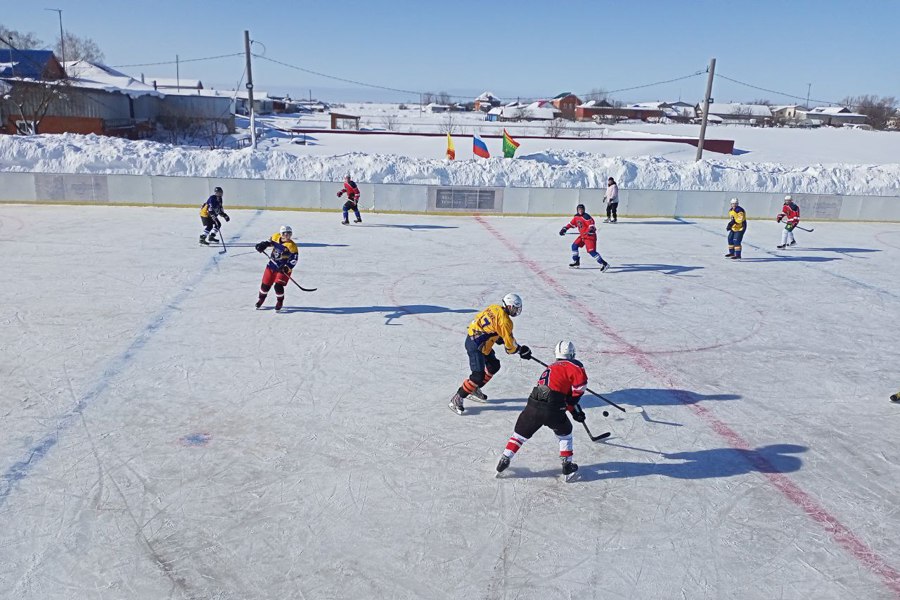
(2, 171, 899, 219)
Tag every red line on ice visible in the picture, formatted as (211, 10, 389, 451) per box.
(475, 215, 900, 597)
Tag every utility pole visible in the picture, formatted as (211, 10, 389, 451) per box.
(176, 54, 180, 91)
(695, 57, 716, 162)
(44, 8, 65, 67)
(806, 83, 811, 109)
(244, 30, 257, 149)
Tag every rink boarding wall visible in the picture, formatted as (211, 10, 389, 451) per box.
(0, 171, 898, 221)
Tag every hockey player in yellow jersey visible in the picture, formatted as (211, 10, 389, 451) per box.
(449, 293, 532, 415)
(725, 197, 747, 259)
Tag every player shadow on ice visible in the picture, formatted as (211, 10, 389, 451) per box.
(602, 220, 695, 225)
(588, 388, 740, 410)
(577, 443, 806, 482)
(354, 224, 459, 231)
(742, 255, 839, 263)
(790, 247, 880, 255)
(459, 398, 527, 414)
(274, 304, 477, 324)
(609, 263, 703, 275)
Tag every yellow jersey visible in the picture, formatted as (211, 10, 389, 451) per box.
(267, 233, 299, 273)
(728, 206, 747, 232)
(467, 304, 519, 356)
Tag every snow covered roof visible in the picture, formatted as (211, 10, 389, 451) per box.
(143, 77, 203, 90)
(487, 107, 504, 115)
(0, 49, 59, 79)
(62, 60, 163, 98)
(476, 91, 498, 102)
(233, 90, 272, 101)
(808, 106, 865, 117)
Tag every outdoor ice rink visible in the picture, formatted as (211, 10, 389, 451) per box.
(1, 204, 899, 600)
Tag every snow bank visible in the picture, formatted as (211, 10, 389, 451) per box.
(1, 133, 899, 196)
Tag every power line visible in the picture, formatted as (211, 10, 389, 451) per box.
(589, 70, 707, 98)
(252, 53, 424, 97)
(715, 73, 845, 106)
(111, 53, 244, 68)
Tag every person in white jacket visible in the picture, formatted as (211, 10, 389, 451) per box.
(603, 177, 619, 223)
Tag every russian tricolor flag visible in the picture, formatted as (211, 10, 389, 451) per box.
(473, 133, 490, 158)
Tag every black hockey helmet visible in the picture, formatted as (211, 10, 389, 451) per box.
(576, 203, 585, 214)
(214, 186, 223, 195)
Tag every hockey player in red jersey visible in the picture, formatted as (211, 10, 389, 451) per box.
(776, 195, 801, 249)
(495, 341, 587, 480)
(559, 204, 610, 271)
(337, 175, 362, 225)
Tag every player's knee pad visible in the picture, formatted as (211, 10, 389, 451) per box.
(485, 357, 501, 375)
(468, 371, 486, 387)
(260, 283, 272, 293)
(274, 283, 285, 295)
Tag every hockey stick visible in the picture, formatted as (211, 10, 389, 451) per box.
(216, 219, 227, 254)
(793, 225, 814, 232)
(262, 250, 317, 292)
(532, 357, 643, 414)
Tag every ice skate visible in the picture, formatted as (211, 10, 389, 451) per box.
(341, 220, 349, 225)
(353, 217, 362, 223)
(891, 392, 900, 402)
(569, 257, 580, 269)
(496, 455, 510, 475)
(602, 218, 610, 223)
(728, 255, 741, 260)
(199, 234, 209, 246)
(255, 297, 265, 309)
(611, 219, 617, 223)
(562, 458, 579, 481)
(275, 298, 284, 313)
(208, 233, 219, 243)
(725, 252, 734, 257)
(789, 240, 796, 246)
(599, 261, 610, 272)
(470, 387, 488, 402)
(448, 392, 465, 415)
(777, 244, 786, 249)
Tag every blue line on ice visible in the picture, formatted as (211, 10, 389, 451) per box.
(0, 211, 263, 508)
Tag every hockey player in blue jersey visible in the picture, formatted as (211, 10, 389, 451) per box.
(199, 186, 230, 245)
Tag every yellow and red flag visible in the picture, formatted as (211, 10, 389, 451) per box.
(446, 133, 456, 160)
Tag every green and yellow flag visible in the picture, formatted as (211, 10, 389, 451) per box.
(502, 129, 520, 158)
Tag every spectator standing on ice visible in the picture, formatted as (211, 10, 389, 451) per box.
(603, 177, 619, 223)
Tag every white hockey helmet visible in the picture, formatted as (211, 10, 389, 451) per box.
(730, 197, 739, 205)
(784, 194, 793, 201)
(555, 340, 576, 360)
(502, 293, 523, 317)
(280, 225, 293, 236)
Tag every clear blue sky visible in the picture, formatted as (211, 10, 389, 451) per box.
(3, 0, 898, 105)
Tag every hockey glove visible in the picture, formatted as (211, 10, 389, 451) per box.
(255, 241, 271, 253)
(337, 190, 344, 197)
(571, 404, 587, 423)
(587, 225, 596, 234)
(517, 345, 532, 360)
(726, 221, 734, 232)
(776, 214, 784, 223)
(559, 228, 567, 236)
(280, 265, 291, 274)
(222, 213, 230, 222)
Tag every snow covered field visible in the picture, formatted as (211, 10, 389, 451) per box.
(1, 205, 899, 599)
(2, 103, 900, 196)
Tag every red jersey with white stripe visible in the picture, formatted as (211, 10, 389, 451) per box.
(779, 202, 800, 226)
(536, 359, 588, 400)
(563, 214, 597, 238)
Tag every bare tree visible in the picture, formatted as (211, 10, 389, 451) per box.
(842, 95, 897, 130)
(583, 88, 609, 102)
(422, 92, 435, 105)
(544, 118, 566, 138)
(2, 80, 70, 134)
(750, 98, 772, 106)
(439, 112, 457, 134)
(381, 113, 399, 131)
(56, 30, 104, 63)
(435, 91, 451, 105)
(0, 25, 44, 50)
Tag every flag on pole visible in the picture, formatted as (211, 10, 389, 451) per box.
(446, 133, 455, 160)
(473, 133, 490, 158)
(502, 129, 520, 158)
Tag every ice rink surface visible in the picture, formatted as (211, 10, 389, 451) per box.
(1, 204, 899, 599)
